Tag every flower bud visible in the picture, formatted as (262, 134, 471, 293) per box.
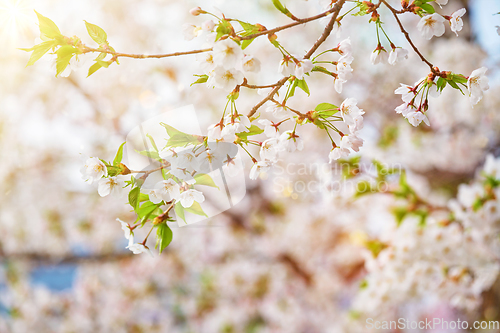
(189, 6, 203, 16)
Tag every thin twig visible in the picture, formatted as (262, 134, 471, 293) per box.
(82, 47, 213, 59)
(380, 0, 435, 71)
(247, 77, 290, 117)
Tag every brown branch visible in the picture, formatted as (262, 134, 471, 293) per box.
(247, 77, 290, 118)
(269, 98, 306, 118)
(304, 0, 347, 59)
(83, 47, 213, 59)
(380, 0, 436, 72)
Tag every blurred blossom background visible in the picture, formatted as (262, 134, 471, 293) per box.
(1, 0, 500, 332)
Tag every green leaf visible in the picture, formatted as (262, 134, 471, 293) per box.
(94, 52, 107, 61)
(128, 187, 141, 211)
(156, 223, 173, 254)
(137, 150, 161, 160)
(272, 0, 292, 18)
(296, 78, 310, 96)
(436, 77, 446, 92)
(420, 3, 435, 14)
(194, 173, 219, 189)
(22, 41, 56, 67)
(215, 20, 233, 41)
(311, 66, 333, 76)
(288, 79, 299, 98)
(191, 74, 208, 86)
(236, 124, 264, 140)
(161, 123, 202, 148)
(392, 206, 408, 226)
(35, 11, 62, 40)
(241, 38, 255, 50)
(84, 21, 108, 45)
(315, 103, 338, 116)
(113, 142, 126, 166)
(174, 202, 186, 223)
(137, 201, 162, 225)
(185, 201, 208, 217)
(87, 62, 102, 77)
(146, 134, 159, 152)
(55, 45, 77, 77)
(239, 21, 258, 33)
(96, 60, 110, 68)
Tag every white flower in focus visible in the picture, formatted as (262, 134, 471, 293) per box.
(406, 111, 430, 127)
(334, 78, 345, 94)
(417, 14, 446, 40)
(450, 8, 466, 36)
(213, 67, 244, 91)
(336, 38, 352, 56)
(221, 124, 238, 142)
(394, 84, 415, 103)
(149, 179, 181, 204)
(225, 114, 251, 133)
(258, 119, 279, 138)
(182, 24, 202, 41)
(467, 67, 489, 106)
(278, 57, 295, 76)
(329, 147, 350, 162)
(213, 39, 243, 69)
(97, 175, 127, 197)
(340, 98, 364, 126)
(278, 130, 304, 153)
(240, 55, 261, 73)
(395, 103, 412, 117)
(348, 116, 364, 133)
(340, 134, 363, 152)
(117, 218, 134, 245)
(265, 103, 288, 119)
(388, 47, 408, 65)
(207, 123, 223, 141)
(202, 20, 216, 32)
(435, 0, 448, 8)
(249, 160, 273, 180)
(294, 58, 313, 79)
(260, 138, 280, 162)
(196, 52, 216, 73)
(179, 189, 205, 208)
(81, 157, 107, 184)
(370, 47, 388, 65)
(336, 55, 353, 81)
(126, 243, 154, 257)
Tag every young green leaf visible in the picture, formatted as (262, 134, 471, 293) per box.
(84, 21, 108, 45)
(21, 41, 57, 67)
(296, 78, 310, 96)
(35, 11, 62, 40)
(194, 173, 219, 189)
(128, 187, 141, 211)
(191, 74, 209, 86)
(185, 201, 208, 217)
(272, 0, 292, 18)
(113, 142, 126, 166)
(156, 223, 173, 254)
(87, 62, 102, 77)
(174, 202, 186, 223)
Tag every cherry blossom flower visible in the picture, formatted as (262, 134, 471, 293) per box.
(278, 57, 295, 76)
(334, 77, 346, 93)
(294, 58, 313, 79)
(179, 189, 205, 208)
(149, 179, 181, 204)
(348, 116, 364, 133)
(434, 0, 448, 8)
(336, 38, 352, 56)
(97, 175, 127, 197)
(207, 123, 223, 141)
(370, 46, 388, 65)
(388, 47, 408, 65)
(202, 20, 216, 32)
(329, 147, 350, 162)
(278, 130, 304, 153)
(116, 218, 134, 245)
(449, 8, 466, 36)
(249, 160, 273, 180)
(196, 52, 216, 73)
(340, 134, 363, 152)
(182, 24, 202, 41)
(265, 103, 288, 119)
(406, 111, 430, 127)
(240, 55, 261, 73)
(336, 55, 353, 81)
(81, 157, 107, 184)
(126, 243, 153, 256)
(467, 67, 489, 105)
(258, 119, 279, 138)
(213, 67, 244, 91)
(394, 84, 415, 103)
(213, 39, 243, 69)
(417, 14, 446, 40)
(395, 103, 412, 117)
(340, 98, 364, 127)
(260, 138, 281, 162)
